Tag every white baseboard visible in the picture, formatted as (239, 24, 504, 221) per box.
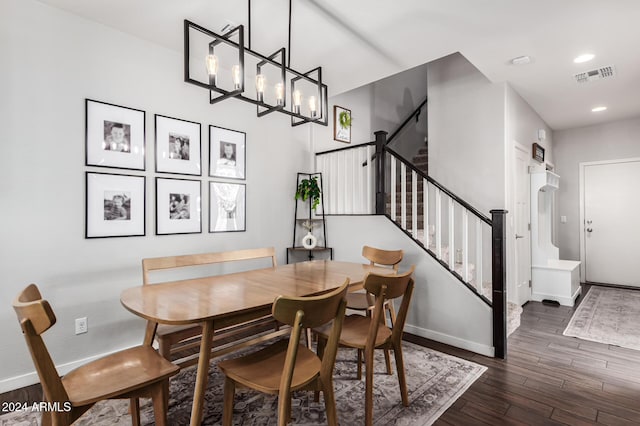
(0, 344, 136, 394)
(404, 324, 495, 358)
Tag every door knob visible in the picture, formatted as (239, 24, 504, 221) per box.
(515, 234, 524, 239)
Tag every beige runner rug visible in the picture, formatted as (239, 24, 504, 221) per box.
(563, 286, 640, 350)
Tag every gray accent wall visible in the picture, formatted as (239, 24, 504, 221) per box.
(554, 116, 640, 261)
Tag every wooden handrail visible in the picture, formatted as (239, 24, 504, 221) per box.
(386, 96, 428, 145)
(315, 141, 375, 156)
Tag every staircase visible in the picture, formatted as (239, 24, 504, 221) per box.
(315, 98, 510, 358)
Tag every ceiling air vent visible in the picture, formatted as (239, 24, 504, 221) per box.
(574, 65, 615, 84)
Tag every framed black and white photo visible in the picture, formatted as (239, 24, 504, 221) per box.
(209, 125, 245, 179)
(86, 172, 145, 238)
(86, 99, 146, 170)
(333, 105, 351, 143)
(209, 182, 246, 232)
(156, 177, 201, 235)
(155, 114, 201, 175)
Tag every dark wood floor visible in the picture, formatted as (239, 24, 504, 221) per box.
(5, 285, 640, 425)
(408, 285, 640, 425)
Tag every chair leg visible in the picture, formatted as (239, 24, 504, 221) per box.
(40, 411, 52, 426)
(151, 381, 169, 426)
(384, 349, 393, 375)
(277, 390, 291, 426)
(357, 349, 363, 380)
(322, 381, 338, 426)
(158, 337, 171, 360)
(130, 397, 141, 426)
(305, 328, 313, 349)
(315, 336, 327, 402)
(393, 344, 409, 406)
(223, 378, 236, 426)
(364, 348, 375, 426)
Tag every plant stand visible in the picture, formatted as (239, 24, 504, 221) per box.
(287, 172, 332, 264)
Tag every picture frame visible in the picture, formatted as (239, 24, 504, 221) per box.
(155, 114, 202, 175)
(156, 177, 202, 235)
(209, 182, 246, 233)
(532, 142, 545, 163)
(209, 125, 246, 179)
(333, 105, 351, 143)
(86, 99, 146, 170)
(85, 172, 145, 238)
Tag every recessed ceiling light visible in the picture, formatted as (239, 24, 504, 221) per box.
(591, 106, 607, 112)
(511, 55, 531, 65)
(574, 53, 595, 64)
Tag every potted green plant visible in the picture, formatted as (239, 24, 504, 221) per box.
(295, 176, 321, 210)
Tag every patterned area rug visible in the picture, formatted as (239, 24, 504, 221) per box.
(564, 286, 640, 350)
(0, 341, 486, 426)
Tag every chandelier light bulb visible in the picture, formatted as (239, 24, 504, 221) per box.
(293, 90, 302, 114)
(231, 65, 242, 90)
(275, 83, 285, 106)
(255, 74, 266, 102)
(205, 54, 219, 86)
(308, 95, 317, 118)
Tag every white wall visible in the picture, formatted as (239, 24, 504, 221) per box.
(327, 216, 494, 356)
(427, 53, 506, 215)
(313, 63, 428, 155)
(0, 0, 311, 392)
(504, 85, 554, 302)
(554, 116, 640, 261)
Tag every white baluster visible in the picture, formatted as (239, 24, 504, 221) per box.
(401, 162, 407, 229)
(462, 209, 469, 283)
(412, 171, 418, 239)
(435, 188, 442, 259)
(476, 217, 483, 294)
(448, 198, 455, 268)
(390, 157, 396, 220)
(423, 178, 429, 247)
(366, 145, 373, 213)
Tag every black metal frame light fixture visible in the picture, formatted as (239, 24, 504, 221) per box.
(183, 0, 328, 127)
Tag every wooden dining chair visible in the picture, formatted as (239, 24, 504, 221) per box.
(218, 279, 349, 426)
(316, 266, 415, 426)
(345, 245, 403, 374)
(13, 284, 179, 426)
(142, 247, 279, 366)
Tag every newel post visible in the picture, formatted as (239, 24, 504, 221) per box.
(490, 209, 508, 359)
(374, 130, 387, 215)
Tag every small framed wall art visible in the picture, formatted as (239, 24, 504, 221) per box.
(156, 177, 202, 235)
(85, 172, 145, 238)
(155, 114, 202, 175)
(85, 99, 146, 170)
(209, 182, 246, 233)
(333, 105, 351, 143)
(532, 142, 545, 163)
(209, 125, 246, 179)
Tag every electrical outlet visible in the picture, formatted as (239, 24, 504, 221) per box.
(75, 317, 88, 335)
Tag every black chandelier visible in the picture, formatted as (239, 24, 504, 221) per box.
(183, 0, 328, 127)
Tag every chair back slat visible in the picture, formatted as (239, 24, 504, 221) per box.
(12, 284, 70, 405)
(13, 284, 56, 335)
(363, 266, 415, 300)
(272, 279, 349, 329)
(362, 246, 403, 271)
(142, 247, 277, 285)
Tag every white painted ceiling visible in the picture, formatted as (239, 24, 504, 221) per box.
(37, 0, 640, 130)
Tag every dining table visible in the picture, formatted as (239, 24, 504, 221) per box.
(120, 259, 395, 426)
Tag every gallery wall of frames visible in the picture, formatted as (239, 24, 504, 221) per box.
(85, 98, 247, 238)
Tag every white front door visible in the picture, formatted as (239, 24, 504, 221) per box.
(513, 143, 531, 305)
(583, 159, 640, 286)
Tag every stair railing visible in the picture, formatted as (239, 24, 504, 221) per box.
(315, 108, 507, 359)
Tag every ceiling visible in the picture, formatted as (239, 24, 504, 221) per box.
(37, 0, 640, 130)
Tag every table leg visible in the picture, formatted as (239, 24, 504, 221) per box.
(143, 320, 158, 346)
(190, 320, 214, 426)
